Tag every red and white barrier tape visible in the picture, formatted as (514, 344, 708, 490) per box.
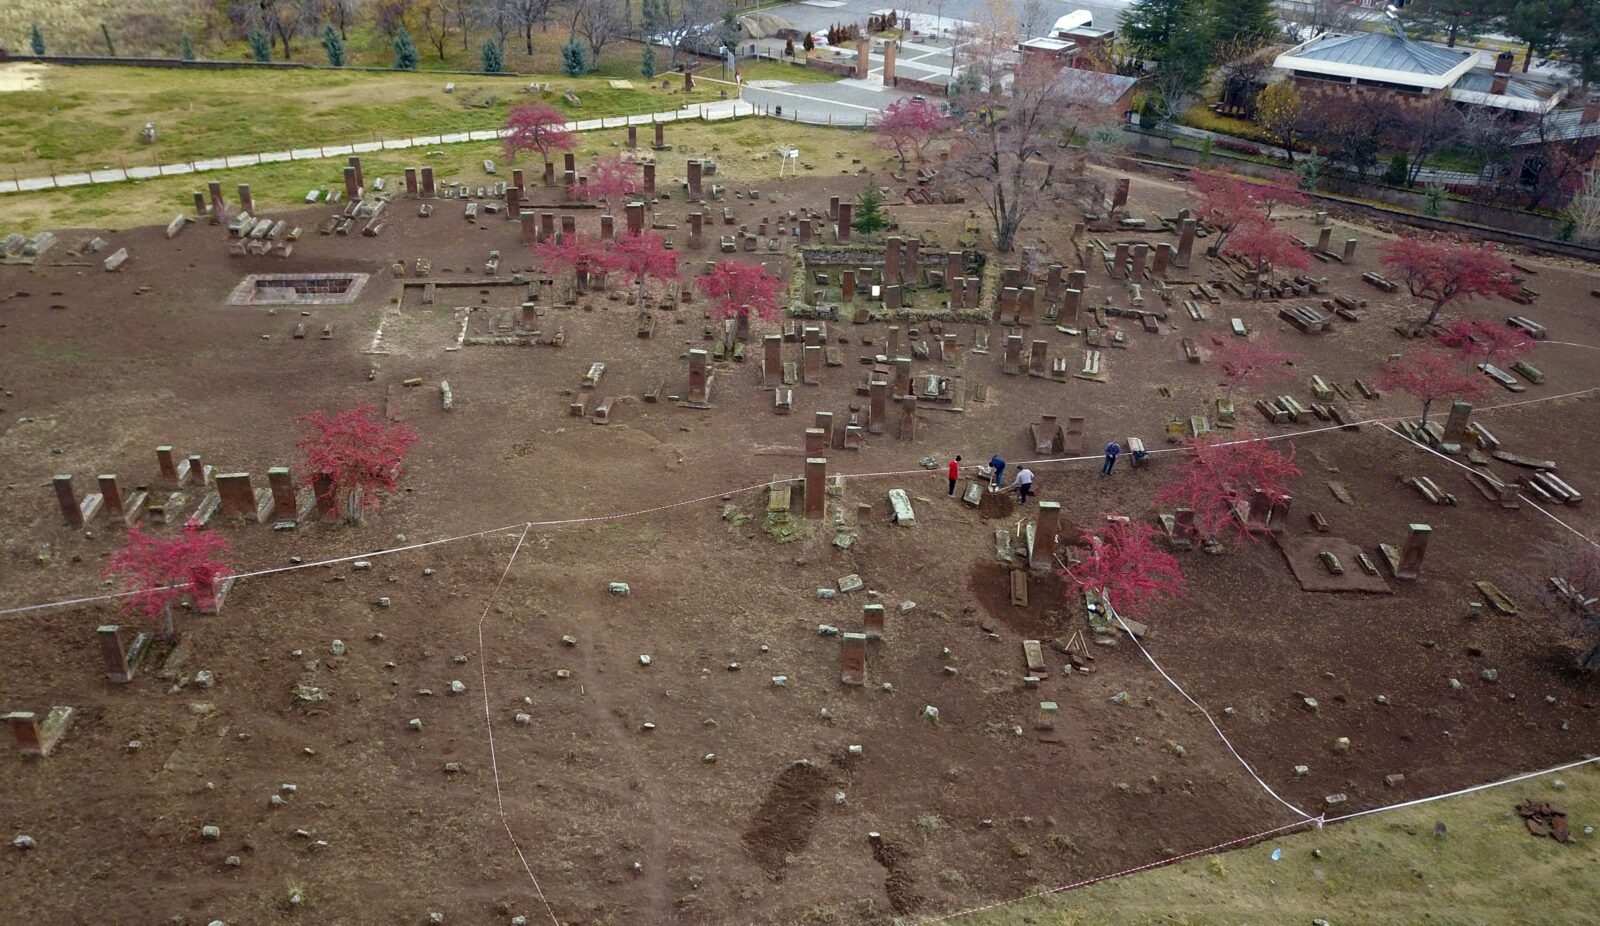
(906, 816, 1321, 925)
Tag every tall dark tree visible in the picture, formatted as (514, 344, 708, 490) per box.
(322, 24, 347, 66)
(1207, 0, 1277, 49)
(1122, 0, 1211, 118)
(1399, 0, 1498, 47)
(249, 28, 273, 61)
(30, 23, 45, 55)
(1120, 0, 1200, 62)
(393, 24, 420, 69)
(1504, 0, 1566, 72)
(482, 39, 504, 72)
(181, 34, 197, 60)
(1557, 0, 1600, 89)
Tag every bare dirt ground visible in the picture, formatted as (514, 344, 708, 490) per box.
(1, 152, 1597, 925)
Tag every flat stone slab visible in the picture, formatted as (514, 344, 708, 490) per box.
(1278, 535, 1392, 594)
(888, 489, 915, 526)
(838, 574, 864, 593)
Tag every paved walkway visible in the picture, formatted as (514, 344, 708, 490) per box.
(0, 99, 757, 195)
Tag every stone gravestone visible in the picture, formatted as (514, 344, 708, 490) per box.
(805, 458, 826, 518)
(1176, 219, 1196, 268)
(840, 632, 867, 685)
(687, 349, 713, 404)
(863, 603, 886, 640)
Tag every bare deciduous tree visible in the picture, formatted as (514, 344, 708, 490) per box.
(1566, 170, 1600, 244)
(1396, 94, 1463, 184)
(476, 0, 516, 52)
(1279, 0, 1361, 40)
(450, 0, 479, 52)
(1528, 539, 1600, 672)
(511, 0, 556, 53)
(572, 0, 628, 61)
(374, 0, 418, 35)
(945, 51, 1119, 252)
(324, 0, 359, 38)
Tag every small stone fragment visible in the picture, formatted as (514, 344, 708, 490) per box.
(201, 825, 221, 841)
(449, 680, 466, 694)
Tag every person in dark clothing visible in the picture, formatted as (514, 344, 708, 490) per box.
(1101, 442, 1121, 477)
(947, 455, 962, 496)
(989, 454, 1006, 489)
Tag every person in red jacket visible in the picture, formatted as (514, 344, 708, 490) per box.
(947, 455, 962, 496)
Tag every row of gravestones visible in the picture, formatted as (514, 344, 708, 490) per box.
(52, 447, 342, 532)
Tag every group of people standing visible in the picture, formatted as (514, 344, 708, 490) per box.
(945, 442, 1126, 505)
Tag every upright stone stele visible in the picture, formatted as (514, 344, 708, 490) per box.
(1396, 523, 1431, 580)
(805, 458, 827, 518)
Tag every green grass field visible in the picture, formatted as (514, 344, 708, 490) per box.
(737, 58, 845, 85)
(0, 119, 888, 233)
(0, 64, 723, 180)
(972, 764, 1598, 926)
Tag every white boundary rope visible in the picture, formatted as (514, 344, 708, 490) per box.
(910, 752, 1600, 925)
(4, 387, 1595, 620)
(472, 522, 563, 925)
(1109, 606, 1317, 820)
(1377, 422, 1598, 547)
(1324, 754, 1600, 823)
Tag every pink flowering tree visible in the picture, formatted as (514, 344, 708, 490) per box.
(1196, 170, 1280, 254)
(583, 154, 643, 208)
(103, 525, 232, 641)
(607, 232, 678, 303)
(1377, 347, 1487, 425)
(1379, 237, 1520, 326)
(1156, 436, 1300, 546)
(695, 260, 785, 324)
(1062, 517, 1186, 619)
(1208, 333, 1298, 400)
(1435, 318, 1533, 371)
(503, 103, 575, 173)
(534, 233, 611, 298)
(1224, 218, 1311, 296)
(298, 404, 419, 523)
(875, 97, 951, 171)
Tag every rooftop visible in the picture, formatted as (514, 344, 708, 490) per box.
(1286, 32, 1470, 75)
(1513, 108, 1600, 146)
(1053, 68, 1139, 106)
(1020, 36, 1075, 52)
(1451, 69, 1565, 114)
